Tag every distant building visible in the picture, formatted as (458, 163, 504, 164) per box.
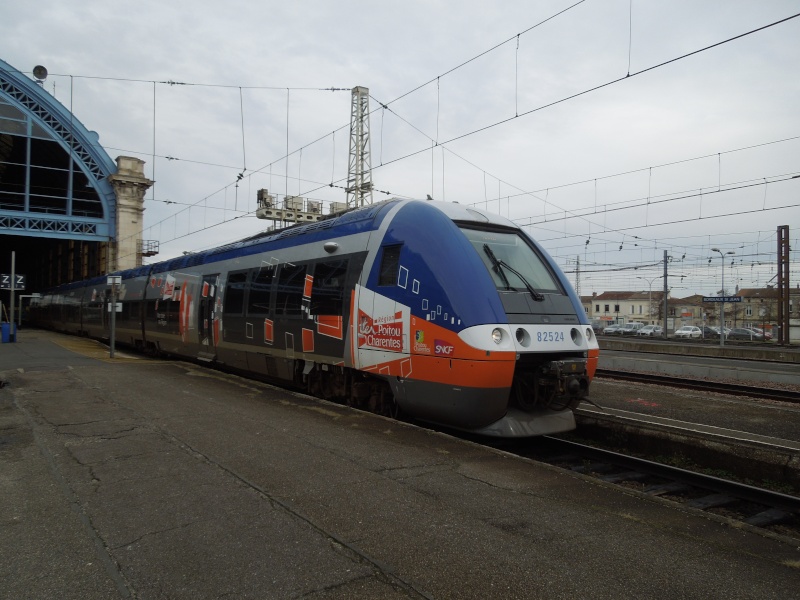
(590, 290, 666, 325)
(728, 287, 798, 341)
(671, 294, 705, 325)
(584, 286, 798, 342)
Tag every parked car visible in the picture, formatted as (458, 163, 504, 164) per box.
(618, 322, 645, 336)
(590, 320, 606, 334)
(602, 323, 623, 335)
(701, 326, 721, 338)
(750, 327, 773, 340)
(727, 328, 764, 340)
(637, 325, 663, 337)
(674, 326, 702, 339)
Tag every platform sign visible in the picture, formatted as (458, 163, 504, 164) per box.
(1, 274, 25, 290)
(107, 303, 123, 312)
(107, 275, 122, 285)
(702, 296, 742, 303)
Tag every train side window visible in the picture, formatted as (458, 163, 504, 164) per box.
(275, 263, 306, 317)
(247, 266, 275, 315)
(378, 245, 402, 286)
(223, 270, 248, 315)
(311, 259, 348, 316)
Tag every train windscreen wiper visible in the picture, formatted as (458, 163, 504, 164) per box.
(483, 244, 545, 302)
(483, 243, 512, 290)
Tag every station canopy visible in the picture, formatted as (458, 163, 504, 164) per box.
(0, 59, 118, 290)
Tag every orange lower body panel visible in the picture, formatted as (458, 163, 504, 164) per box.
(587, 347, 599, 379)
(362, 352, 517, 388)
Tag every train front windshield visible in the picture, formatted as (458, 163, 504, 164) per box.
(461, 227, 562, 294)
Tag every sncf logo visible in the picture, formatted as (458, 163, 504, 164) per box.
(434, 339, 454, 356)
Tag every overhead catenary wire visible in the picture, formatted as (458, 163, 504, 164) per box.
(109, 132, 800, 215)
(371, 13, 800, 175)
(472, 134, 800, 213)
(367, 97, 800, 250)
(517, 172, 800, 228)
(112, 11, 800, 257)
(380, 0, 588, 108)
(103, 8, 798, 282)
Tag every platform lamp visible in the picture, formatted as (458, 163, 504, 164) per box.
(636, 275, 661, 326)
(33, 65, 48, 86)
(711, 248, 735, 347)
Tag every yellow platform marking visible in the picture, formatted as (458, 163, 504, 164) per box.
(51, 337, 158, 363)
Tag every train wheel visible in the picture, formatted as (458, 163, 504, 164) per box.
(380, 395, 399, 419)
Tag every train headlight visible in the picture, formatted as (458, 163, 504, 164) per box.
(491, 328, 504, 344)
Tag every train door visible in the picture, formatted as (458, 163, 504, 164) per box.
(355, 244, 410, 373)
(198, 274, 220, 357)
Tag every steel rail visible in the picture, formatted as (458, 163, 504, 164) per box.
(595, 368, 800, 404)
(539, 436, 800, 518)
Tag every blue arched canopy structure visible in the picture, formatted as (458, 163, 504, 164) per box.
(0, 59, 118, 289)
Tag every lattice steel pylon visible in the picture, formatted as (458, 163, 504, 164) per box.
(345, 86, 374, 208)
(777, 225, 790, 345)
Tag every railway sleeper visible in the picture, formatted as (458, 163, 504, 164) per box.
(744, 508, 791, 527)
(645, 482, 693, 496)
(570, 461, 616, 475)
(600, 470, 650, 484)
(686, 493, 738, 510)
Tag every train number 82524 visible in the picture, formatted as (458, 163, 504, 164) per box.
(536, 331, 565, 343)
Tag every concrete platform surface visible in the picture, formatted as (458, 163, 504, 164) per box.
(2, 329, 800, 599)
(598, 349, 800, 386)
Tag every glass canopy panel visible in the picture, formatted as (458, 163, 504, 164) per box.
(30, 121, 54, 140)
(0, 117, 26, 136)
(28, 194, 67, 214)
(0, 87, 109, 229)
(71, 170, 103, 217)
(30, 137, 70, 170)
(0, 100, 25, 120)
(0, 132, 29, 210)
(29, 165, 69, 197)
(0, 154, 26, 209)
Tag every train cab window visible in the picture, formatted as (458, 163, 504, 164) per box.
(378, 245, 402, 286)
(310, 259, 348, 316)
(275, 263, 306, 317)
(247, 266, 275, 315)
(461, 227, 562, 294)
(223, 270, 248, 315)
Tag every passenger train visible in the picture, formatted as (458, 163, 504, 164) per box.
(31, 198, 599, 437)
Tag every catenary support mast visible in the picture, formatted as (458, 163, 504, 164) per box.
(777, 225, 790, 345)
(346, 86, 374, 208)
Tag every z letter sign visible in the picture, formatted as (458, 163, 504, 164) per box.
(0, 274, 25, 290)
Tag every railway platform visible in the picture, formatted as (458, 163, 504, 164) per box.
(2, 329, 799, 599)
(599, 337, 800, 364)
(598, 343, 800, 386)
(587, 345, 800, 485)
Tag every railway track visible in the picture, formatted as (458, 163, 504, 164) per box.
(519, 436, 800, 540)
(595, 368, 800, 403)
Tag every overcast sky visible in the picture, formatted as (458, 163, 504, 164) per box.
(4, 0, 800, 298)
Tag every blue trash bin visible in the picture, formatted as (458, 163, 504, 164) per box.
(1, 322, 9, 343)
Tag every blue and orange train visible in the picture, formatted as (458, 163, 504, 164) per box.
(32, 199, 599, 437)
